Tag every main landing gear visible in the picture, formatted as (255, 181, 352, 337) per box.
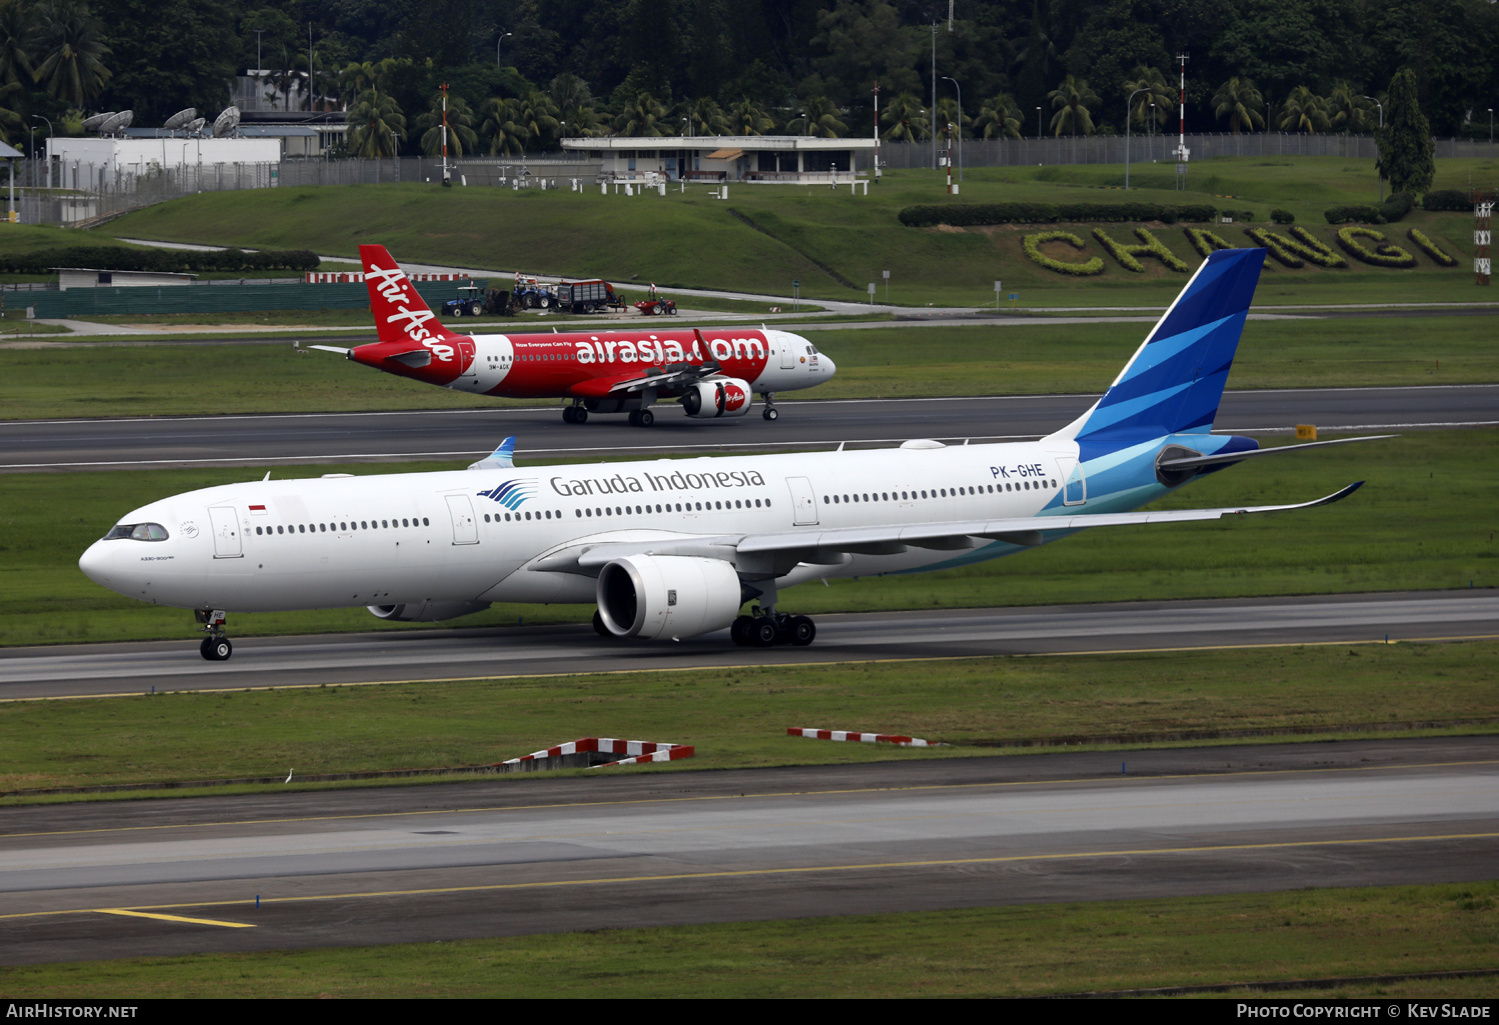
(627, 409, 654, 427)
(195, 609, 232, 661)
(730, 607, 816, 647)
(562, 404, 588, 424)
(760, 391, 779, 421)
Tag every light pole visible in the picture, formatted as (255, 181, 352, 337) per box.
(1036, 106, 1042, 139)
(31, 115, 51, 193)
(1362, 96, 1385, 201)
(1490, 108, 1494, 145)
(1125, 88, 1147, 190)
(390, 129, 399, 182)
(496, 31, 512, 66)
(941, 76, 962, 182)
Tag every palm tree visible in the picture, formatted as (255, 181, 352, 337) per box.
(973, 93, 1022, 139)
(1279, 85, 1329, 134)
(1048, 75, 1098, 137)
(33, 0, 110, 107)
(0, 0, 36, 89)
(682, 96, 729, 137)
(785, 95, 846, 137)
(512, 90, 559, 148)
(1123, 66, 1173, 129)
(416, 92, 478, 158)
(615, 90, 670, 137)
(880, 92, 928, 141)
(346, 89, 405, 158)
(1325, 81, 1373, 134)
(1212, 77, 1266, 134)
(726, 97, 774, 136)
(933, 96, 968, 139)
(478, 97, 525, 156)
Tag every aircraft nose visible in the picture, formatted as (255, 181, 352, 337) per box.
(818, 351, 836, 378)
(79, 540, 117, 589)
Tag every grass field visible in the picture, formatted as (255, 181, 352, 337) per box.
(3, 313, 1495, 420)
(3, 429, 1491, 648)
(5, 881, 1494, 997)
(2, 640, 1493, 793)
(100, 158, 1495, 309)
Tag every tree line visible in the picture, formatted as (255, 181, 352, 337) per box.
(0, 0, 1490, 172)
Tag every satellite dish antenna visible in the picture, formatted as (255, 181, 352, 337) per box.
(82, 112, 115, 132)
(186, 117, 207, 136)
(163, 108, 197, 131)
(212, 105, 240, 137)
(99, 111, 131, 135)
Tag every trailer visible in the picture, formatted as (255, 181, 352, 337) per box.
(555, 279, 624, 314)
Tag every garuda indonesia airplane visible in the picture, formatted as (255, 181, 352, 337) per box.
(82, 248, 1372, 660)
(306, 245, 835, 425)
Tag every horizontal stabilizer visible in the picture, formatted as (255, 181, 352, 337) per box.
(385, 349, 433, 368)
(305, 344, 350, 357)
(1158, 435, 1396, 472)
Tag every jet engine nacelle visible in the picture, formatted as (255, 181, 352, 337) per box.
(680, 377, 752, 418)
(367, 600, 491, 622)
(595, 554, 743, 640)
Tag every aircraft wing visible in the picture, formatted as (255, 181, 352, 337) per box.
(567, 361, 723, 399)
(533, 483, 1364, 576)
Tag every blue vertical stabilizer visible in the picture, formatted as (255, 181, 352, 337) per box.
(1069, 248, 1266, 461)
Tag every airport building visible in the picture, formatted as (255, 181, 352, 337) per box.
(561, 136, 878, 182)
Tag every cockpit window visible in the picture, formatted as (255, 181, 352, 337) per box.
(104, 523, 170, 541)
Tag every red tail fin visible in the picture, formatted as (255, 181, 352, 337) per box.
(358, 244, 461, 349)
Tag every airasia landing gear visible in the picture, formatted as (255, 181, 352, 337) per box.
(563, 404, 588, 424)
(195, 609, 232, 661)
(627, 408, 655, 427)
(730, 608, 815, 647)
(760, 391, 779, 421)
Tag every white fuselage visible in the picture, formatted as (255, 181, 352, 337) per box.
(79, 440, 1099, 614)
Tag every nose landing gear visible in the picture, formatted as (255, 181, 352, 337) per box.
(760, 391, 779, 421)
(195, 609, 233, 661)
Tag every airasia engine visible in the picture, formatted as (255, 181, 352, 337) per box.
(680, 377, 752, 419)
(367, 600, 491, 622)
(595, 554, 743, 640)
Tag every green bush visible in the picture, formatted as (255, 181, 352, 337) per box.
(1323, 204, 1386, 225)
(899, 201, 1215, 228)
(1184, 228, 1239, 259)
(1378, 192, 1415, 223)
(1335, 226, 1417, 267)
(1406, 228, 1459, 267)
(1021, 230, 1105, 275)
(1092, 227, 1190, 272)
(1270, 209, 1295, 225)
(1421, 189, 1471, 212)
(0, 246, 321, 275)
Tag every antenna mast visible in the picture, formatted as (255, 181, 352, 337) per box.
(1175, 53, 1190, 190)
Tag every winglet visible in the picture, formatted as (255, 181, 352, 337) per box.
(468, 436, 517, 471)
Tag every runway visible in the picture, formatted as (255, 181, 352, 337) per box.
(2, 736, 1494, 965)
(4, 385, 1496, 471)
(4, 591, 1495, 701)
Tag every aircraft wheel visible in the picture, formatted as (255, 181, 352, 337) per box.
(788, 616, 816, 646)
(200, 637, 232, 661)
(750, 618, 778, 648)
(762, 407, 779, 421)
(562, 406, 577, 424)
(730, 615, 754, 646)
(637, 409, 654, 427)
(574, 407, 588, 423)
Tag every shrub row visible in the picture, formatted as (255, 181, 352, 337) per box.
(1091, 227, 1190, 272)
(1021, 230, 1105, 275)
(1324, 204, 1387, 225)
(1184, 228, 1238, 259)
(0, 246, 321, 275)
(900, 201, 1216, 228)
(1422, 189, 1472, 212)
(1407, 228, 1459, 266)
(1335, 227, 1417, 268)
(1270, 209, 1295, 224)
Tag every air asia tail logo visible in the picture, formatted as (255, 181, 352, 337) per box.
(477, 479, 539, 509)
(366, 263, 456, 362)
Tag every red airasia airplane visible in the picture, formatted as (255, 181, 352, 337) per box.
(310, 245, 836, 426)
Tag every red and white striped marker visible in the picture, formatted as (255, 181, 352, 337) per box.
(787, 728, 937, 747)
(499, 737, 694, 769)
